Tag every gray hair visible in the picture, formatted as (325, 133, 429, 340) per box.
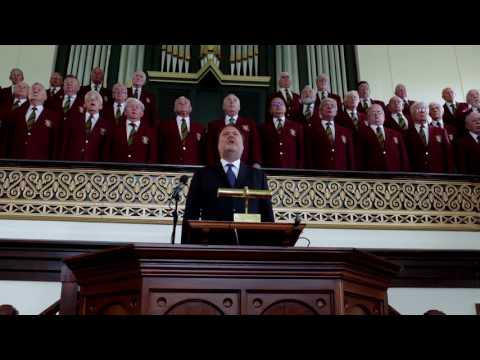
(125, 97, 145, 111)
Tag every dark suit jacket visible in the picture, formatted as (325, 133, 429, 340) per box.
(357, 126, 410, 172)
(109, 120, 158, 163)
(456, 133, 480, 175)
(0, 86, 14, 106)
(127, 87, 157, 127)
(7, 106, 59, 160)
(259, 118, 304, 169)
(314, 92, 342, 111)
(443, 102, 468, 128)
(206, 116, 262, 166)
(357, 99, 386, 114)
(182, 162, 275, 244)
(405, 126, 455, 173)
(158, 119, 206, 165)
(384, 111, 414, 135)
(62, 112, 112, 162)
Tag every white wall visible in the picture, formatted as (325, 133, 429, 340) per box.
(388, 288, 480, 315)
(356, 45, 480, 105)
(0, 280, 61, 315)
(0, 45, 56, 88)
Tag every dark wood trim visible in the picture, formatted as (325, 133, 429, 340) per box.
(1, 240, 480, 288)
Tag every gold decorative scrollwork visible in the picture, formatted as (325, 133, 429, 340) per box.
(0, 166, 478, 230)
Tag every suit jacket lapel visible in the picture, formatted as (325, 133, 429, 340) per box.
(215, 163, 231, 188)
(236, 163, 248, 188)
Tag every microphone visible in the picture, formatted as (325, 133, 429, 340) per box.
(171, 175, 189, 200)
(170, 175, 189, 245)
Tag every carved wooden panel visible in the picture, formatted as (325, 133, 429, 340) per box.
(344, 292, 383, 315)
(148, 291, 240, 315)
(81, 291, 140, 315)
(246, 291, 333, 315)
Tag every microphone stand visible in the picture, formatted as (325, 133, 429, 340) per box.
(171, 190, 180, 245)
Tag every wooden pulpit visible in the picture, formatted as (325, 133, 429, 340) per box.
(183, 220, 305, 246)
(60, 244, 400, 315)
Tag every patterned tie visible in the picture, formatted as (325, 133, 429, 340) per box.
(325, 121, 334, 144)
(26, 107, 37, 131)
(276, 118, 283, 134)
(180, 118, 189, 141)
(285, 89, 292, 105)
(304, 104, 312, 119)
(85, 114, 94, 134)
(376, 126, 384, 148)
(419, 124, 427, 145)
(115, 104, 122, 122)
(12, 99, 21, 110)
(128, 122, 137, 145)
(63, 96, 72, 113)
(229, 117, 235, 125)
(226, 163, 236, 188)
(133, 87, 139, 99)
(397, 113, 407, 130)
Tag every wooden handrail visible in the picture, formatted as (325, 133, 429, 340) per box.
(39, 300, 60, 315)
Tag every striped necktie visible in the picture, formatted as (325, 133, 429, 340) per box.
(85, 114, 94, 134)
(26, 107, 37, 131)
(115, 104, 122, 122)
(376, 126, 384, 148)
(63, 96, 72, 113)
(419, 124, 427, 145)
(397, 113, 407, 129)
(128, 122, 137, 145)
(276, 118, 283, 134)
(180, 118, 189, 141)
(325, 121, 334, 144)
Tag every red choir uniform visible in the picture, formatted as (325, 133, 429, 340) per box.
(102, 101, 126, 127)
(357, 124, 410, 172)
(7, 104, 59, 160)
(259, 117, 304, 169)
(309, 118, 355, 170)
(454, 106, 479, 136)
(267, 89, 302, 120)
(78, 84, 112, 105)
(443, 101, 468, 129)
(109, 119, 157, 163)
(158, 117, 206, 165)
(61, 111, 112, 162)
(384, 110, 414, 136)
(400, 99, 416, 117)
(357, 98, 386, 114)
(127, 87, 158, 127)
(456, 132, 480, 175)
(293, 102, 320, 168)
(46, 87, 64, 101)
(404, 124, 456, 173)
(206, 115, 262, 166)
(314, 91, 342, 112)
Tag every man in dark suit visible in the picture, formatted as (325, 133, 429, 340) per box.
(335, 90, 367, 132)
(266, 71, 302, 120)
(6, 82, 59, 160)
(394, 84, 415, 117)
(61, 90, 112, 162)
(357, 81, 386, 114)
(46, 72, 64, 100)
(108, 97, 157, 163)
(405, 102, 455, 173)
(158, 96, 205, 165)
(259, 97, 304, 169)
(127, 70, 158, 127)
(456, 112, 480, 174)
(182, 124, 274, 244)
(314, 73, 342, 110)
(102, 83, 128, 126)
(384, 96, 413, 135)
(78, 67, 111, 105)
(441, 87, 468, 128)
(357, 104, 410, 172)
(206, 94, 262, 167)
(309, 98, 355, 170)
(0, 68, 24, 106)
(0, 80, 29, 117)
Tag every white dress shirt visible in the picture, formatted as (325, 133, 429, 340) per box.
(220, 158, 240, 178)
(321, 119, 335, 139)
(63, 94, 77, 108)
(25, 105, 44, 123)
(126, 119, 141, 140)
(176, 115, 190, 136)
(113, 102, 126, 116)
(224, 114, 239, 125)
(347, 109, 358, 120)
(469, 131, 480, 143)
(415, 122, 429, 144)
(85, 112, 100, 130)
(273, 117, 285, 128)
(394, 112, 409, 128)
(132, 87, 142, 99)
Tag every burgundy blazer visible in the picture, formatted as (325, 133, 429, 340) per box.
(267, 90, 302, 120)
(127, 87, 158, 127)
(309, 119, 355, 170)
(453, 105, 477, 136)
(400, 99, 416, 117)
(46, 88, 64, 101)
(259, 118, 304, 169)
(292, 106, 320, 169)
(357, 125, 410, 172)
(109, 120, 158, 163)
(101, 102, 126, 128)
(314, 92, 343, 111)
(404, 126, 456, 173)
(0, 86, 14, 106)
(7, 106, 59, 160)
(456, 133, 480, 175)
(78, 85, 112, 105)
(61, 112, 112, 162)
(384, 111, 414, 135)
(158, 119, 206, 165)
(206, 116, 262, 166)
(443, 102, 468, 127)
(357, 99, 386, 114)
(335, 110, 367, 133)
